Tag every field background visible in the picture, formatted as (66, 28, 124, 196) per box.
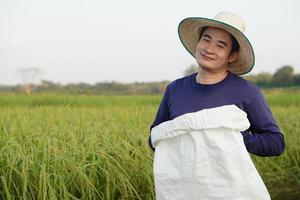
(0, 88, 299, 199)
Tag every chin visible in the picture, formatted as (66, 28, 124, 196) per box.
(198, 61, 214, 70)
(199, 65, 221, 73)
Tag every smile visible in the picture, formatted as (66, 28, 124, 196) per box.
(200, 53, 214, 61)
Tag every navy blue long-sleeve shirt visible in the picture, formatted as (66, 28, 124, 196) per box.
(148, 71, 285, 157)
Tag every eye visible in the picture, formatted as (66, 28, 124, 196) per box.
(217, 44, 225, 49)
(201, 38, 209, 42)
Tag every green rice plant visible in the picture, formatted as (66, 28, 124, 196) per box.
(0, 88, 299, 199)
(251, 106, 300, 200)
(0, 104, 156, 199)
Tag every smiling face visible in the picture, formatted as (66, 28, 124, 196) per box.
(195, 27, 238, 73)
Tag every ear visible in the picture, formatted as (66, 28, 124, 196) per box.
(228, 51, 238, 63)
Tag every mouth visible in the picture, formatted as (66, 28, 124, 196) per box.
(200, 53, 214, 61)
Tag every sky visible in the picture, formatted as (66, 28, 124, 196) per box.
(0, 0, 299, 85)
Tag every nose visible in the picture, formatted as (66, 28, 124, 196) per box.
(205, 43, 215, 54)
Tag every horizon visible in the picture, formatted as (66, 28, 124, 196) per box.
(0, 66, 294, 86)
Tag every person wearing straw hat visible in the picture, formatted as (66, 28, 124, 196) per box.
(148, 11, 285, 157)
(148, 11, 285, 199)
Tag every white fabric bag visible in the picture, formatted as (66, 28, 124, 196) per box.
(151, 105, 271, 200)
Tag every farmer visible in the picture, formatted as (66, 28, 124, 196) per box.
(148, 11, 285, 157)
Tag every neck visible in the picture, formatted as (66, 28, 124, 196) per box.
(196, 68, 229, 84)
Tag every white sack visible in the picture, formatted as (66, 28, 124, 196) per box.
(151, 104, 271, 200)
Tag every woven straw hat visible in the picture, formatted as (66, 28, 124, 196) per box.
(178, 11, 255, 75)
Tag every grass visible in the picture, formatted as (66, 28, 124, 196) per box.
(0, 88, 299, 199)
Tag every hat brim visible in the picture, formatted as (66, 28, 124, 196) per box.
(178, 17, 255, 75)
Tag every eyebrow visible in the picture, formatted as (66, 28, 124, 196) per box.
(202, 33, 228, 47)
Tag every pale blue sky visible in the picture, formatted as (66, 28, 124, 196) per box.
(0, 0, 299, 85)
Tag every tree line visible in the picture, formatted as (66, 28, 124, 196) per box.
(0, 65, 299, 95)
(0, 81, 170, 95)
(185, 65, 300, 88)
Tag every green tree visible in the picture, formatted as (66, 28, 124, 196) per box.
(293, 74, 300, 85)
(272, 65, 294, 86)
(256, 72, 273, 87)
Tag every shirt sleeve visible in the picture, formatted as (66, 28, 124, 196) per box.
(148, 84, 171, 151)
(241, 87, 285, 156)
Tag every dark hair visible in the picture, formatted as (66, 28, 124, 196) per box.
(198, 26, 240, 54)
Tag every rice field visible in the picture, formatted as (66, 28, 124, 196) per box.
(0, 89, 299, 199)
